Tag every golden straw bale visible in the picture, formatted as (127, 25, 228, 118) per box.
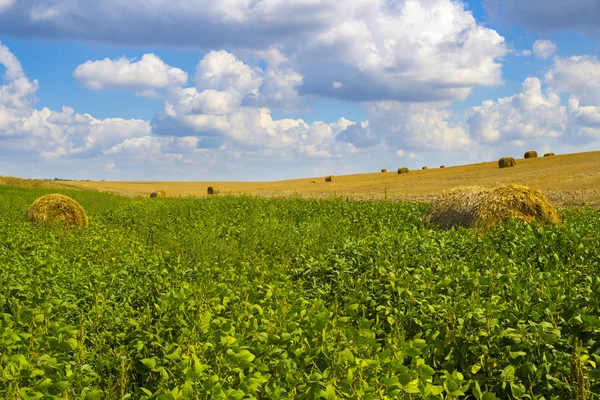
(397, 167, 409, 174)
(544, 152, 555, 157)
(207, 187, 220, 195)
(440, 165, 445, 168)
(150, 190, 166, 198)
(498, 157, 516, 168)
(524, 150, 538, 158)
(27, 194, 88, 228)
(423, 184, 560, 230)
(422, 166, 428, 170)
(325, 175, 334, 182)
(381, 169, 387, 173)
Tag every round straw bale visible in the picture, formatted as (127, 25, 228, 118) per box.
(207, 186, 220, 195)
(498, 157, 516, 168)
(524, 150, 538, 158)
(325, 175, 334, 182)
(398, 167, 409, 174)
(422, 166, 428, 170)
(150, 190, 166, 198)
(440, 165, 445, 168)
(381, 168, 387, 173)
(544, 152, 555, 157)
(27, 194, 88, 228)
(423, 184, 560, 230)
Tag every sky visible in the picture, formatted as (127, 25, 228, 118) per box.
(0, 0, 599, 181)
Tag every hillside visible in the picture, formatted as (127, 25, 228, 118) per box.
(6, 150, 600, 207)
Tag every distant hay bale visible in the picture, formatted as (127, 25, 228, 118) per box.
(440, 165, 445, 168)
(544, 152, 555, 157)
(398, 167, 409, 174)
(423, 184, 560, 230)
(422, 166, 428, 170)
(150, 190, 166, 198)
(524, 150, 538, 158)
(498, 157, 516, 168)
(207, 186, 220, 195)
(325, 175, 334, 182)
(381, 168, 387, 173)
(27, 194, 88, 228)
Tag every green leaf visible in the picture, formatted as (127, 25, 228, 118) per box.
(501, 365, 515, 383)
(418, 364, 435, 377)
(511, 383, 526, 398)
(482, 392, 499, 400)
(141, 358, 157, 369)
(235, 349, 256, 363)
(510, 351, 526, 359)
(323, 384, 338, 399)
(403, 383, 421, 394)
(472, 381, 483, 400)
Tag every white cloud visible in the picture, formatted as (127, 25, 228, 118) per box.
(332, 81, 344, 89)
(545, 55, 600, 106)
(567, 98, 600, 142)
(0, 0, 14, 14)
(0, 40, 25, 81)
(30, 5, 59, 21)
(367, 102, 472, 151)
(251, 49, 304, 110)
(296, 0, 506, 102)
(0, 42, 151, 160)
(0, 0, 506, 104)
(468, 77, 566, 143)
(467, 57, 600, 146)
(74, 53, 188, 91)
(195, 50, 262, 97)
(533, 40, 557, 59)
(135, 88, 160, 99)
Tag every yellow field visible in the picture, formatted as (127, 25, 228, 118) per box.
(40, 150, 600, 207)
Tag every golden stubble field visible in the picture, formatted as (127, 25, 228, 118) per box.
(5, 151, 600, 207)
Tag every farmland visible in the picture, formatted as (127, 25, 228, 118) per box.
(1, 184, 600, 399)
(52, 150, 600, 207)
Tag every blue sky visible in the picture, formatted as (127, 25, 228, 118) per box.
(0, 0, 599, 181)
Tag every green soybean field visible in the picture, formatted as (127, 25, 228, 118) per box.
(1, 185, 600, 399)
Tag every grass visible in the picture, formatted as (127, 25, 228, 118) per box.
(25, 150, 600, 207)
(1, 185, 600, 398)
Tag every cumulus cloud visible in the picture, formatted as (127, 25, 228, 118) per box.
(484, 0, 600, 35)
(468, 77, 566, 143)
(2, 41, 382, 180)
(336, 122, 379, 148)
(0, 0, 14, 14)
(533, 40, 557, 59)
(195, 50, 262, 96)
(467, 57, 600, 146)
(545, 55, 600, 105)
(0, 42, 151, 161)
(367, 102, 472, 152)
(0, 0, 506, 104)
(295, 0, 506, 102)
(74, 53, 188, 90)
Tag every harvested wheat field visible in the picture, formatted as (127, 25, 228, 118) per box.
(24, 150, 600, 207)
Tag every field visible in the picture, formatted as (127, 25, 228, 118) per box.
(1, 185, 600, 399)
(53, 150, 600, 207)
